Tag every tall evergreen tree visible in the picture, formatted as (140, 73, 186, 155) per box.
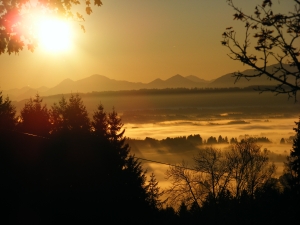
(92, 103, 108, 139)
(146, 173, 164, 210)
(66, 94, 90, 133)
(19, 94, 50, 136)
(50, 95, 68, 133)
(286, 117, 300, 194)
(0, 91, 16, 131)
(50, 94, 90, 134)
(107, 107, 129, 162)
(91, 105, 151, 223)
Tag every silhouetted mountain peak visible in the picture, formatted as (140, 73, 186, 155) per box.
(149, 78, 164, 84)
(185, 75, 210, 83)
(80, 74, 110, 81)
(207, 63, 293, 88)
(59, 78, 74, 85)
(165, 74, 187, 82)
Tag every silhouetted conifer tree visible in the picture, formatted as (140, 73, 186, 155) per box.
(19, 94, 50, 136)
(0, 91, 16, 131)
(92, 103, 108, 139)
(146, 173, 164, 210)
(50, 94, 90, 134)
(107, 107, 129, 162)
(280, 138, 286, 144)
(286, 117, 300, 194)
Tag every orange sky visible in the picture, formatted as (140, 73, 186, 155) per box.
(0, 0, 296, 90)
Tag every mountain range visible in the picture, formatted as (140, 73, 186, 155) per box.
(3, 64, 285, 101)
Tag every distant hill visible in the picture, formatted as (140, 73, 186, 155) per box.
(146, 74, 208, 89)
(207, 72, 279, 88)
(185, 75, 211, 83)
(3, 63, 295, 101)
(43, 74, 208, 96)
(2, 86, 49, 101)
(208, 64, 295, 88)
(4, 74, 198, 100)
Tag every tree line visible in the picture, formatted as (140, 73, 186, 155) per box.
(71, 86, 279, 98)
(144, 135, 271, 146)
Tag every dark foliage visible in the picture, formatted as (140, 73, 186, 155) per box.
(18, 94, 51, 137)
(1, 91, 300, 224)
(0, 94, 156, 224)
(285, 117, 300, 195)
(0, 91, 16, 131)
(50, 94, 91, 135)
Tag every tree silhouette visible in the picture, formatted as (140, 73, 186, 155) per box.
(50, 95, 68, 133)
(48, 97, 153, 223)
(0, 0, 103, 54)
(50, 94, 90, 134)
(227, 139, 276, 198)
(165, 161, 202, 208)
(286, 117, 300, 194)
(92, 102, 108, 140)
(0, 91, 16, 131)
(106, 107, 130, 163)
(194, 147, 231, 202)
(19, 94, 51, 136)
(146, 173, 164, 210)
(166, 140, 276, 207)
(222, 0, 300, 99)
(207, 136, 217, 144)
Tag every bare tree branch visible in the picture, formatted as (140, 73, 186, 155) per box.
(222, 0, 300, 100)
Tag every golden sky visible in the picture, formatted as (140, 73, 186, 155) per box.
(0, 0, 295, 90)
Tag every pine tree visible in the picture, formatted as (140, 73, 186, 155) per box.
(92, 103, 108, 139)
(146, 173, 164, 210)
(19, 94, 50, 136)
(286, 117, 300, 194)
(65, 94, 90, 133)
(107, 107, 129, 162)
(50, 95, 68, 133)
(0, 91, 16, 131)
(50, 94, 90, 134)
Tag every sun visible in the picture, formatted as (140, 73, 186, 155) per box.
(36, 17, 72, 52)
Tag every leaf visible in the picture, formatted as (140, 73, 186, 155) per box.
(67, 11, 74, 18)
(76, 12, 85, 21)
(94, 0, 103, 6)
(80, 25, 86, 33)
(72, 0, 80, 4)
(262, 0, 272, 8)
(27, 44, 35, 53)
(233, 13, 244, 20)
(86, 6, 92, 15)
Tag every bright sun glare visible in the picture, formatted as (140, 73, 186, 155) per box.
(36, 18, 72, 52)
